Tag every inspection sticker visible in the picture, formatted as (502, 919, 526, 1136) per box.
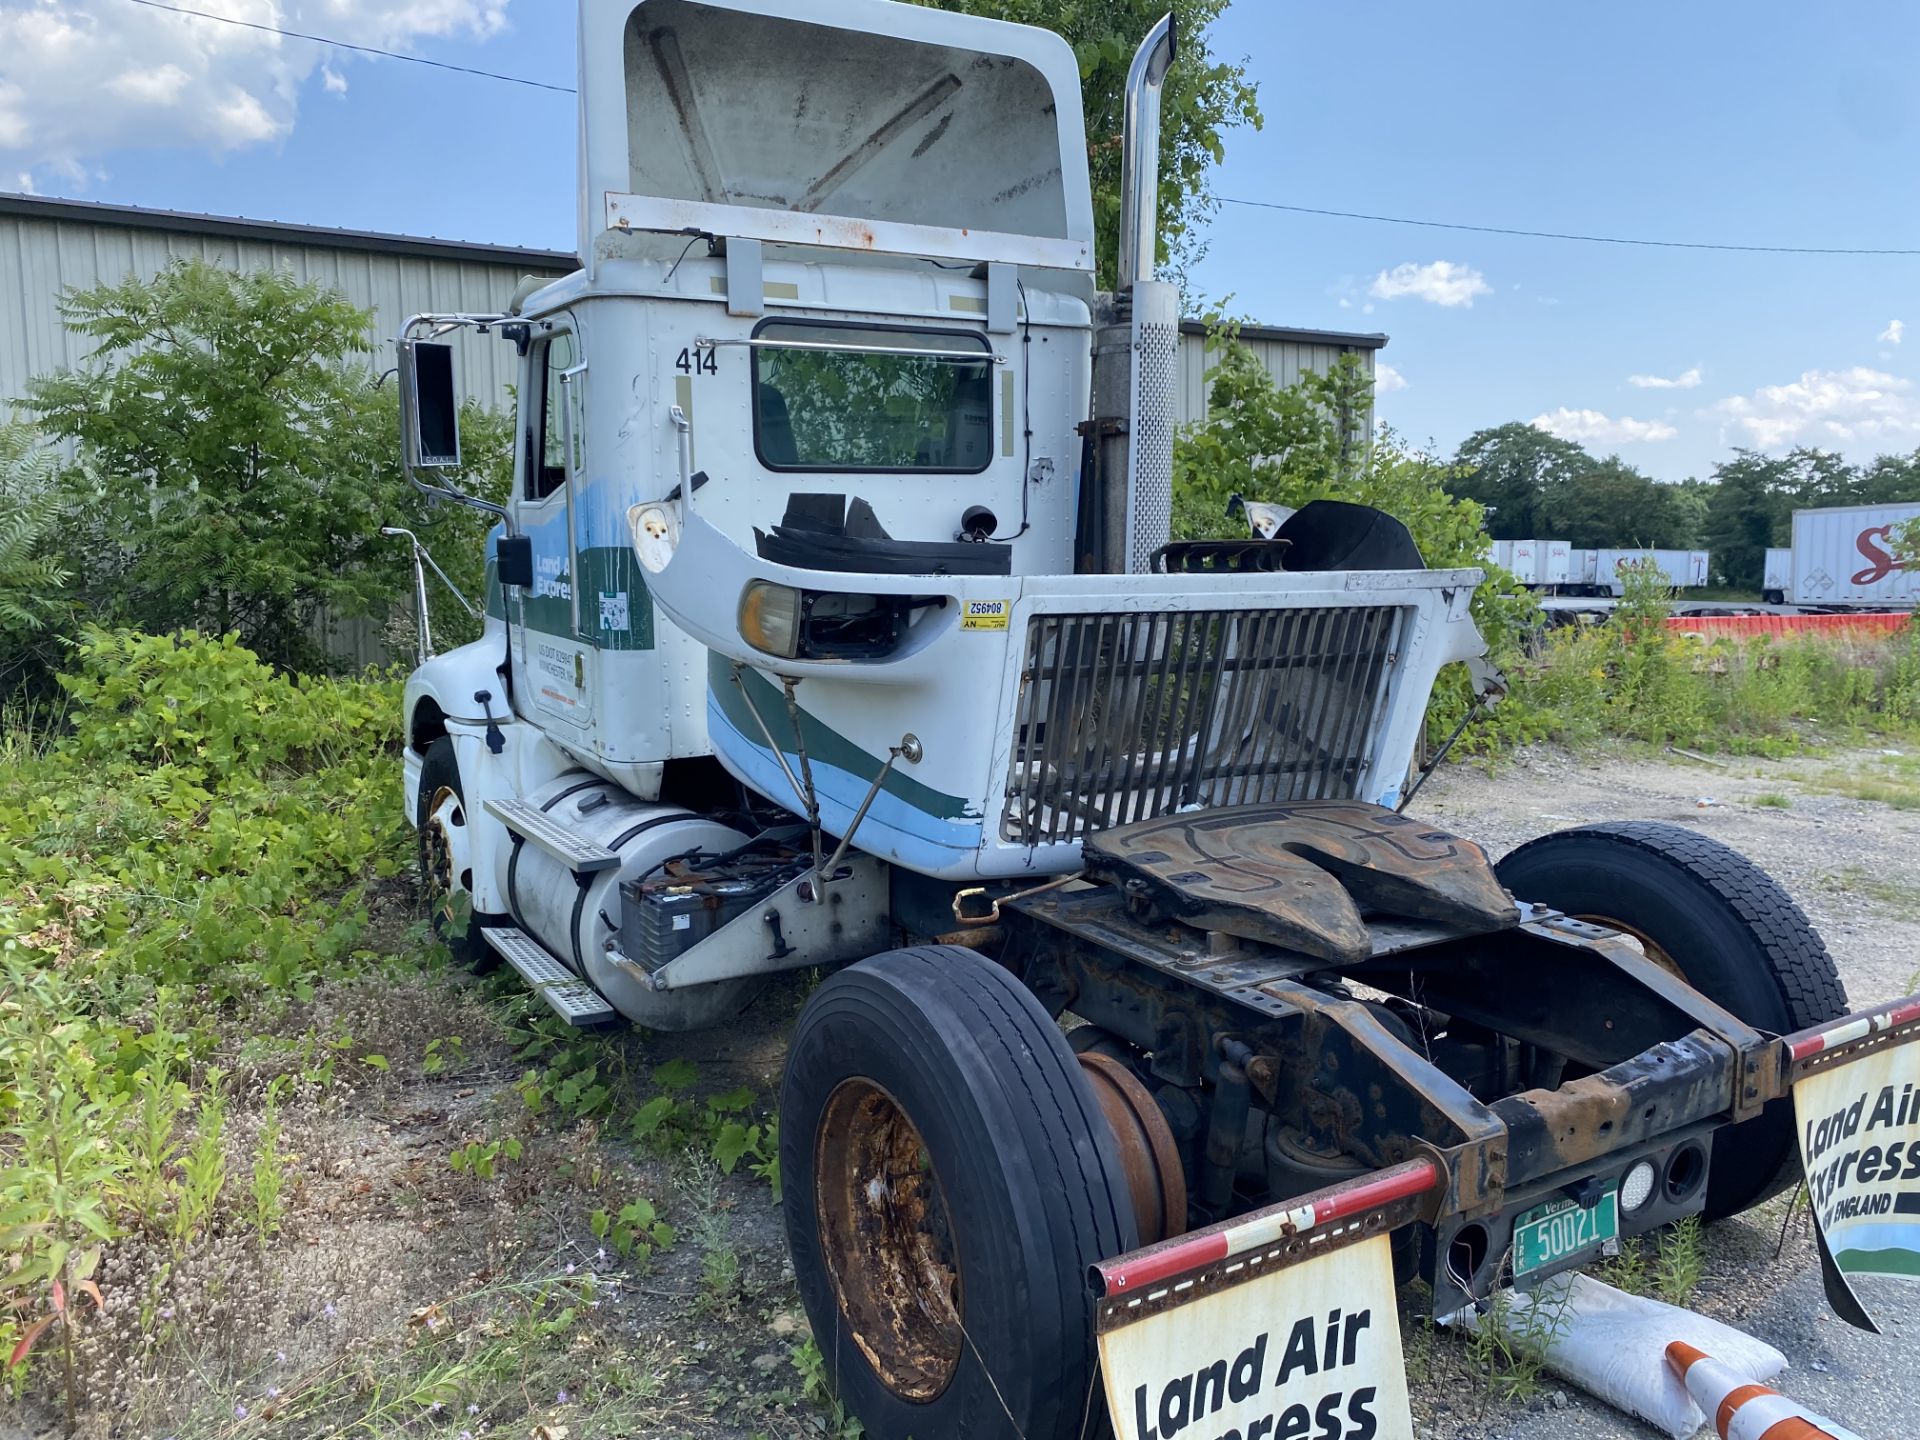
(1099, 1233, 1413, 1440)
(961, 598, 1012, 631)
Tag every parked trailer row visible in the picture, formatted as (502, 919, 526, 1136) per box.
(1486, 541, 1710, 595)
(1765, 501, 1918, 607)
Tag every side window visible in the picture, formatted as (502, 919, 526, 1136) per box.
(528, 332, 580, 501)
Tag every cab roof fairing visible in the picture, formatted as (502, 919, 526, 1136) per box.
(577, 0, 1095, 280)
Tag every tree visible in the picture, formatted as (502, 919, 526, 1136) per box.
(921, 0, 1262, 289)
(1547, 457, 1691, 549)
(1702, 448, 1861, 590)
(1449, 423, 1594, 539)
(25, 260, 504, 671)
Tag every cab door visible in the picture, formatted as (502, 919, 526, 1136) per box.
(509, 322, 596, 730)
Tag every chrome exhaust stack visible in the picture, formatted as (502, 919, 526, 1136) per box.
(1116, 13, 1176, 290)
(1086, 14, 1179, 575)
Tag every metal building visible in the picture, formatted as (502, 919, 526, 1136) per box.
(1177, 320, 1385, 424)
(1, 193, 1386, 423)
(0, 193, 571, 417)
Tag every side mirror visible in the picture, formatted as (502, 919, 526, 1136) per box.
(402, 340, 462, 468)
(497, 534, 534, 589)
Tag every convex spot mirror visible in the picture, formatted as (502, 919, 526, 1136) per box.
(403, 340, 462, 468)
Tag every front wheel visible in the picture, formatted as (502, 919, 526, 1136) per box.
(1496, 821, 1847, 1219)
(780, 946, 1137, 1440)
(415, 738, 491, 970)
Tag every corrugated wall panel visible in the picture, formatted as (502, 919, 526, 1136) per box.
(1172, 335, 1377, 428)
(0, 210, 566, 419)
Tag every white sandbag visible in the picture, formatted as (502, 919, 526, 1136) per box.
(1443, 1272, 1788, 1439)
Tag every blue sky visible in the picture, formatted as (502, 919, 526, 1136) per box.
(5, 0, 1918, 481)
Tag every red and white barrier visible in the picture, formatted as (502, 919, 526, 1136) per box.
(1666, 1341, 1865, 1440)
(1787, 995, 1920, 1064)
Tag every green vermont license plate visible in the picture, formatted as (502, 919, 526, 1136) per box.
(1512, 1183, 1619, 1276)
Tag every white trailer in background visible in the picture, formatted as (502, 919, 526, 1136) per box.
(1540, 539, 1572, 588)
(1570, 548, 1600, 592)
(1509, 538, 1538, 582)
(1596, 547, 1700, 596)
(1787, 502, 1919, 608)
(1763, 547, 1793, 604)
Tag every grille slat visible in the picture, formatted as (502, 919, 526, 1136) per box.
(1001, 605, 1403, 845)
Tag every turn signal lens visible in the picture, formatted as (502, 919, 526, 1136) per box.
(1619, 1159, 1657, 1214)
(739, 581, 803, 658)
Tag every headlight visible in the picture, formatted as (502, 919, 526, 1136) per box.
(738, 581, 803, 658)
(630, 503, 678, 573)
(1619, 1159, 1658, 1214)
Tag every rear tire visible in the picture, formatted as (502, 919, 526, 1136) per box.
(1496, 821, 1846, 1219)
(780, 946, 1137, 1440)
(415, 738, 492, 970)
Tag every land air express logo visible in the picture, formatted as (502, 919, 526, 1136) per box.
(1100, 1234, 1413, 1440)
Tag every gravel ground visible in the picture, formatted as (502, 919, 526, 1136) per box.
(1407, 743, 1920, 1440)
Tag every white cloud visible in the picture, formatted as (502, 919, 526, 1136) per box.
(1627, 366, 1702, 390)
(1375, 363, 1407, 393)
(0, 1, 511, 176)
(1708, 367, 1920, 450)
(1368, 260, 1491, 309)
(13, 170, 32, 194)
(1881, 319, 1905, 345)
(1530, 408, 1678, 444)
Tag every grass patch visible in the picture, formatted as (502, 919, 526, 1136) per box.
(0, 631, 795, 1436)
(1472, 570, 1920, 758)
(1752, 792, 1793, 809)
(1827, 867, 1920, 918)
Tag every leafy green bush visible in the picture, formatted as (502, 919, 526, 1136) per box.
(21, 259, 510, 675)
(0, 425, 70, 645)
(57, 628, 392, 776)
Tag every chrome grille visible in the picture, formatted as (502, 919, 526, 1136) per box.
(1000, 605, 1403, 845)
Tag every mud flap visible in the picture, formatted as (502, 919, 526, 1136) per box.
(1089, 1162, 1437, 1440)
(1789, 994, 1920, 1333)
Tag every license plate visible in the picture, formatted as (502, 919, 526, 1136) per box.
(1512, 1183, 1619, 1276)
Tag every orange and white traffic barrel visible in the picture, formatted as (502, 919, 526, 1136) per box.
(1666, 1341, 1866, 1440)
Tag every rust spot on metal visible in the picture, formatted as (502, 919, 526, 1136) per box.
(813, 1080, 962, 1401)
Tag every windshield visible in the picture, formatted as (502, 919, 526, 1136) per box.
(752, 322, 994, 473)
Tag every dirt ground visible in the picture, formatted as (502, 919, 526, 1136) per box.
(25, 743, 1917, 1439)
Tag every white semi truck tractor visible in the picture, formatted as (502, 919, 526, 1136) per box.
(388, 4, 1906, 1436)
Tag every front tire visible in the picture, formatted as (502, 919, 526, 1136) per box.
(415, 738, 491, 970)
(1496, 821, 1847, 1219)
(780, 946, 1137, 1440)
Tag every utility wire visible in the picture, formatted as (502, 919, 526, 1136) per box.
(95, 0, 1920, 256)
(1217, 196, 1920, 256)
(118, 0, 577, 94)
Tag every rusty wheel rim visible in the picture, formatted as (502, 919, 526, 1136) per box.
(422, 785, 466, 938)
(813, 1079, 963, 1402)
(1575, 912, 1686, 980)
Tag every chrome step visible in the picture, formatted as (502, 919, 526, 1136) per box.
(484, 798, 619, 874)
(482, 926, 616, 1026)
